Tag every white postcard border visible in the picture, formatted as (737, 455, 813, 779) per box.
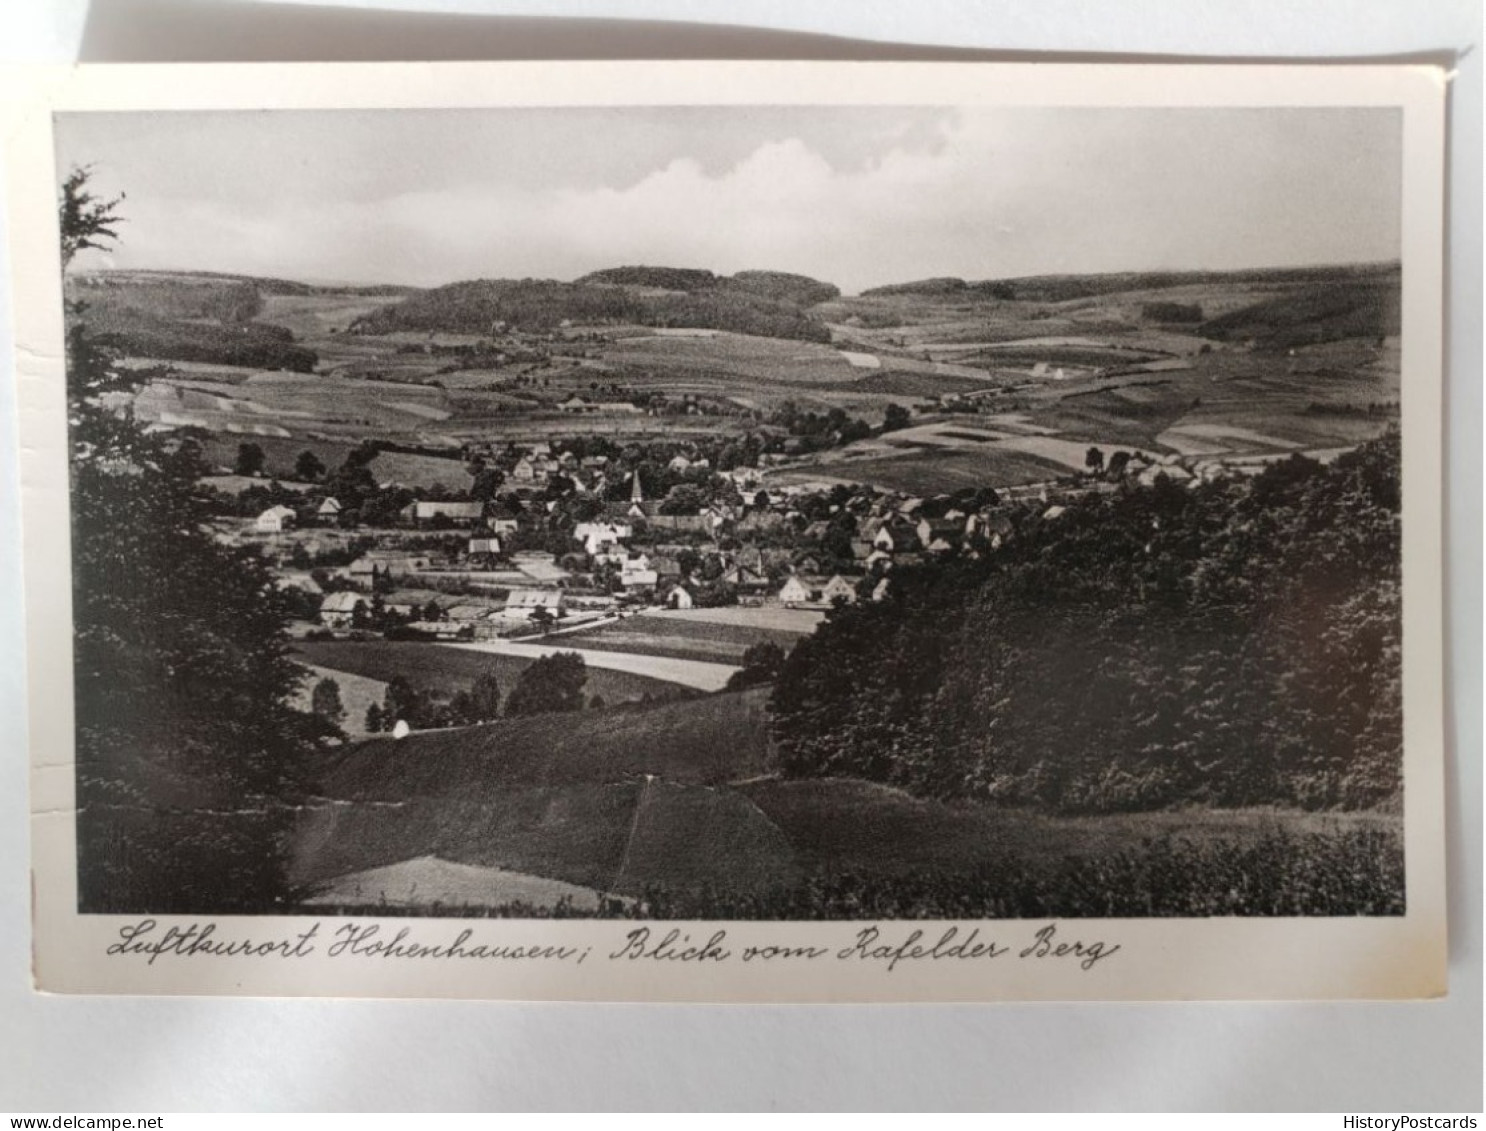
(4, 60, 1449, 1002)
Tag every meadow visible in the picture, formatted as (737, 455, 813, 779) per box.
(291, 683, 1403, 918)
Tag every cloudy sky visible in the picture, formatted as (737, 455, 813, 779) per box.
(55, 106, 1400, 294)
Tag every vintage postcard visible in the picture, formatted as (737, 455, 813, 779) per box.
(5, 61, 1448, 1000)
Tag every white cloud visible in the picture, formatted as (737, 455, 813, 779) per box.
(65, 108, 1400, 293)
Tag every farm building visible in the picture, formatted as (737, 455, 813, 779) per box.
(318, 592, 366, 628)
(255, 505, 297, 533)
(316, 497, 342, 520)
(505, 589, 565, 617)
(347, 551, 434, 580)
(559, 395, 594, 413)
(664, 584, 695, 610)
(402, 500, 486, 526)
(620, 569, 659, 591)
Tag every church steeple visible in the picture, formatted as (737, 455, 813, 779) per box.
(630, 469, 644, 503)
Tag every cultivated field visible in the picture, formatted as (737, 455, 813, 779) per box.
(775, 447, 1071, 494)
(443, 639, 740, 692)
(559, 610, 815, 664)
(98, 261, 1400, 487)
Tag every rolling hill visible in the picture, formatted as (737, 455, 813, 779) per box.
(350, 269, 836, 342)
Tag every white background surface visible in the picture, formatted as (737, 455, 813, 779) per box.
(0, 0, 1480, 1112)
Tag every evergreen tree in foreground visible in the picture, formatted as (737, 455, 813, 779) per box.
(62, 167, 330, 913)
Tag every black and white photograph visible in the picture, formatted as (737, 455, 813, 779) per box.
(11, 62, 1448, 1001)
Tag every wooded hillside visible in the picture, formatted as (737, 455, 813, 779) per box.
(772, 433, 1402, 813)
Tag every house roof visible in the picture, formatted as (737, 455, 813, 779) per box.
(320, 592, 364, 612)
(505, 589, 563, 608)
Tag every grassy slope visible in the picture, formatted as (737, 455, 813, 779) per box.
(294, 688, 780, 893)
(316, 686, 771, 797)
(292, 680, 1399, 909)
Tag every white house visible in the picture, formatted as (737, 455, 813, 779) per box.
(821, 575, 859, 605)
(316, 497, 342, 520)
(255, 505, 297, 533)
(778, 576, 820, 607)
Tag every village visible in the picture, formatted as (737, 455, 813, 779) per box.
(220, 428, 1233, 657)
